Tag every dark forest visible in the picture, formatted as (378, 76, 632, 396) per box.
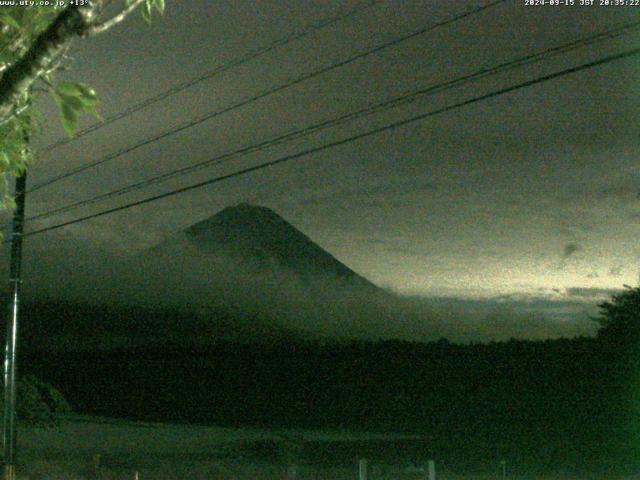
(11, 288, 640, 476)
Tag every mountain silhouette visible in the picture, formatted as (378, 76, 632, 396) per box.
(130, 203, 398, 339)
(151, 203, 381, 292)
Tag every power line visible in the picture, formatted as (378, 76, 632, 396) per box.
(22, 46, 640, 239)
(28, 0, 506, 193)
(40, 0, 382, 153)
(23, 18, 640, 224)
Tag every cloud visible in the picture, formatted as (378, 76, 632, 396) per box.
(564, 287, 622, 300)
(3, 232, 601, 345)
(609, 265, 623, 277)
(295, 177, 437, 208)
(562, 243, 582, 261)
(595, 173, 640, 201)
(397, 295, 598, 342)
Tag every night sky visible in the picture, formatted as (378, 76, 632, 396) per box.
(4, 0, 640, 341)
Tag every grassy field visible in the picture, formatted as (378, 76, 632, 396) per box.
(13, 414, 432, 479)
(11, 415, 614, 480)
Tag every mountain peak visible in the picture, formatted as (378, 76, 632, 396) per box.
(143, 205, 389, 326)
(154, 204, 380, 291)
(187, 203, 284, 236)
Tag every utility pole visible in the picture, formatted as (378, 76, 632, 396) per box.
(3, 172, 27, 480)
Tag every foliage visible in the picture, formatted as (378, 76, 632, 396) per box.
(0, 0, 164, 209)
(135, 0, 165, 23)
(51, 81, 100, 135)
(592, 286, 640, 348)
(590, 287, 640, 471)
(0, 7, 60, 205)
(0, 374, 71, 426)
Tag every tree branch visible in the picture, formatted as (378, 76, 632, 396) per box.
(85, 0, 145, 36)
(0, 4, 99, 123)
(0, 102, 30, 127)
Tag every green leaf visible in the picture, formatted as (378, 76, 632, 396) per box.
(154, 0, 165, 15)
(84, 104, 102, 121)
(60, 94, 84, 111)
(0, 51, 14, 66)
(3, 194, 16, 212)
(52, 90, 83, 112)
(73, 83, 96, 98)
(0, 152, 10, 171)
(0, 123, 25, 159)
(55, 82, 86, 98)
(0, 14, 20, 30)
(52, 82, 100, 135)
(74, 84, 99, 107)
(55, 82, 99, 107)
(6, 7, 25, 24)
(60, 103, 78, 136)
(32, 9, 57, 34)
(142, 0, 152, 23)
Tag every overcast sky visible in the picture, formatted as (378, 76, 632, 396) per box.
(3, 0, 639, 340)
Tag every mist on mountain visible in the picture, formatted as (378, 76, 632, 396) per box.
(6, 203, 598, 346)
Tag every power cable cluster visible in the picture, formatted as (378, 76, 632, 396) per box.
(10, 0, 638, 240)
(39, 0, 383, 154)
(25, 18, 640, 225)
(28, 0, 505, 193)
(23, 46, 640, 239)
